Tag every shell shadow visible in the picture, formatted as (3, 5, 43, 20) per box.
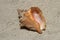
(20, 26, 36, 32)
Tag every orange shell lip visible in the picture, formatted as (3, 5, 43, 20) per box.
(27, 7, 46, 33)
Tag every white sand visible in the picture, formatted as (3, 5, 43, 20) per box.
(0, 0, 60, 40)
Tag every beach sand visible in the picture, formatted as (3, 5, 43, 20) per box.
(0, 0, 60, 40)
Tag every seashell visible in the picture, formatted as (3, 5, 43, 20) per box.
(17, 7, 46, 34)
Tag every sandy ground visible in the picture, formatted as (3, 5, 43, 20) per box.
(0, 0, 60, 40)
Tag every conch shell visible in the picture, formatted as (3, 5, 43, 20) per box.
(17, 7, 46, 34)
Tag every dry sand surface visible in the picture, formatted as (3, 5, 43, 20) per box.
(0, 0, 60, 40)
